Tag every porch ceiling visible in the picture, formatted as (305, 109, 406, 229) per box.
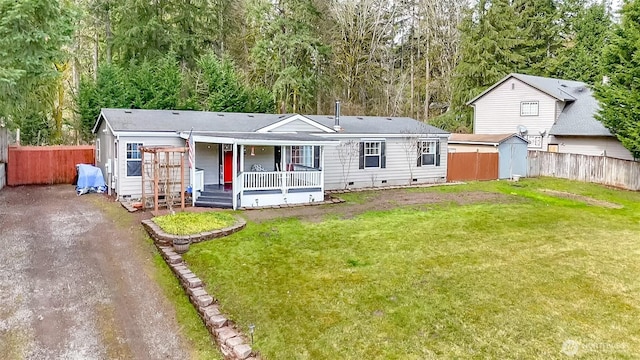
(180, 131, 340, 146)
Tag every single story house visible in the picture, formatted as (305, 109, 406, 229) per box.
(468, 73, 635, 161)
(92, 108, 449, 209)
(449, 133, 529, 179)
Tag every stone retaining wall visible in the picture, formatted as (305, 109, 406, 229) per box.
(143, 216, 258, 360)
(142, 217, 246, 246)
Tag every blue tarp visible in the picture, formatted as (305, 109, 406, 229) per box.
(76, 164, 107, 195)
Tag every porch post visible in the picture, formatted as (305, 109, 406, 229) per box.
(232, 142, 238, 210)
(240, 145, 245, 175)
(281, 145, 287, 193)
(320, 146, 325, 194)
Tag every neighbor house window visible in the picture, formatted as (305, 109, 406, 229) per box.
(126, 143, 143, 176)
(521, 101, 539, 116)
(288, 146, 314, 167)
(420, 140, 437, 166)
(95, 139, 101, 163)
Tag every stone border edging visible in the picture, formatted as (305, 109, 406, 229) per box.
(142, 216, 258, 360)
(142, 216, 246, 246)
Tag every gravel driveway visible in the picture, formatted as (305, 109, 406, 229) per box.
(0, 185, 190, 359)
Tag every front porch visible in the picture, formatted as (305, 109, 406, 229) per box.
(185, 132, 338, 209)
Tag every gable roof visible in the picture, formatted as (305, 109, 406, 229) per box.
(467, 73, 583, 105)
(449, 133, 528, 146)
(93, 109, 449, 136)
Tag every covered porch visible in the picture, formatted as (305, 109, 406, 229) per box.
(182, 132, 338, 209)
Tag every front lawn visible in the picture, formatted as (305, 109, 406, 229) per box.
(184, 179, 640, 359)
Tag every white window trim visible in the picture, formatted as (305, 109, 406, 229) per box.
(520, 101, 539, 116)
(364, 140, 382, 169)
(420, 139, 437, 166)
(125, 142, 143, 178)
(96, 139, 101, 163)
(288, 145, 314, 168)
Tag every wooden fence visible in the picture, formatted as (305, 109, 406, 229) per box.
(447, 152, 499, 182)
(528, 151, 640, 191)
(7, 145, 95, 186)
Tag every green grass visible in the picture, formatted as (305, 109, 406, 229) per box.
(184, 178, 640, 359)
(153, 211, 236, 235)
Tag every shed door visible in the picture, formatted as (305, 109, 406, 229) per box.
(499, 142, 528, 179)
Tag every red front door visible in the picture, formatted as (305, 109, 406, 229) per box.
(223, 151, 233, 183)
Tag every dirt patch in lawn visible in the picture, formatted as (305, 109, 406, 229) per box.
(243, 189, 513, 223)
(540, 189, 623, 209)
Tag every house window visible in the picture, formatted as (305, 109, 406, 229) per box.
(126, 143, 143, 176)
(363, 141, 381, 168)
(96, 139, 101, 163)
(420, 140, 437, 166)
(521, 101, 539, 116)
(288, 146, 314, 168)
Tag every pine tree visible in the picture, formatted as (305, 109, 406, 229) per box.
(512, 0, 562, 75)
(437, 0, 524, 132)
(594, 0, 640, 159)
(553, 1, 612, 84)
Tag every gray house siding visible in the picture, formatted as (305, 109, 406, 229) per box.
(323, 137, 448, 190)
(117, 135, 188, 199)
(550, 136, 634, 161)
(244, 146, 277, 171)
(473, 78, 556, 150)
(195, 142, 220, 185)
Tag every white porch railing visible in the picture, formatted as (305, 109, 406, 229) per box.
(243, 171, 322, 191)
(286, 171, 321, 189)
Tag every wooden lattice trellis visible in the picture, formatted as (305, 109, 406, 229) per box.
(140, 146, 187, 213)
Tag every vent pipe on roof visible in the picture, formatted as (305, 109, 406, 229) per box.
(334, 100, 341, 131)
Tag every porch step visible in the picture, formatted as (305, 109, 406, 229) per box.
(200, 191, 232, 199)
(195, 200, 233, 209)
(197, 194, 232, 203)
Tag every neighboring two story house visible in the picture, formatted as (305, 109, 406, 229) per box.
(467, 73, 635, 161)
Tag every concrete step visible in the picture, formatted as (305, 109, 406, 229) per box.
(200, 191, 232, 198)
(195, 200, 233, 209)
(198, 195, 232, 203)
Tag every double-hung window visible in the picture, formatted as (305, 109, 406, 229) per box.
(520, 101, 539, 116)
(420, 140, 437, 166)
(126, 143, 143, 176)
(364, 141, 381, 168)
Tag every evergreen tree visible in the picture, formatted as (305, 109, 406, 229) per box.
(0, 0, 75, 144)
(594, 0, 640, 159)
(248, 0, 329, 113)
(512, 0, 562, 75)
(437, 0, 524, 132)
(553, 1, 612, 84)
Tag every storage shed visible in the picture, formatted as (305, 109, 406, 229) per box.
(449, 134, 529, 179)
